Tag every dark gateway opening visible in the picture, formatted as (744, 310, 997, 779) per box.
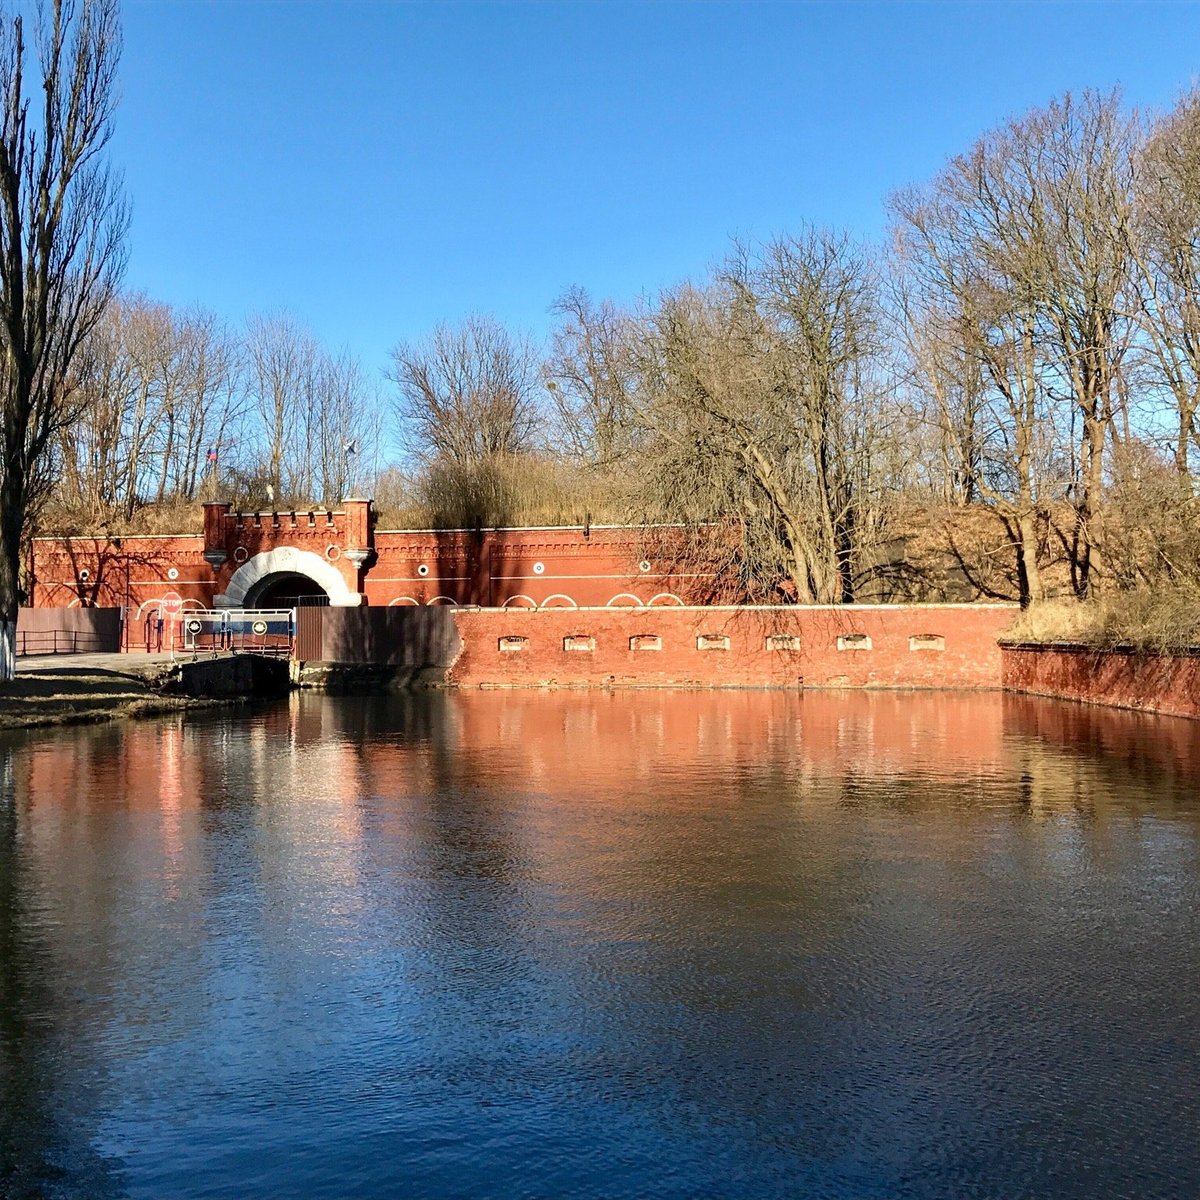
(247, 572, 331, 609)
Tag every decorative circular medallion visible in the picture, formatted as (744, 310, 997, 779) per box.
(186, 619, 203, 635)
(78, 568, 90, 582)
(533, 561, 545, 575)
(167, 567, 179, 580)
(639, 560, 652, 573)
(417, 563, 430, 577)
(325, 544, 341, 561)
(233, 545, 249, 563)
(252, 619, 268, 635)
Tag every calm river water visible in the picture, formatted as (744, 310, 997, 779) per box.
(2, 689, 1199, 1199)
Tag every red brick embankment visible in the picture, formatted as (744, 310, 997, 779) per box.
(1001, 645, 1200, 720)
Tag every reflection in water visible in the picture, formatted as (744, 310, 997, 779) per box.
(1, 690, 1199, 1199)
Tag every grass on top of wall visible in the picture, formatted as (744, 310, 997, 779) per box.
(1002, 587, 1200, 654)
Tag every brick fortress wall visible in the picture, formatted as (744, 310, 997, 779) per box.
(30, 501, 708, 617)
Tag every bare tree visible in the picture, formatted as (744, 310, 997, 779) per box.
(628, 230, 890, 604)
(545, 286, 639, 467)
(0, 0, 126, 678)
(309, 348, 380, 504)
(1131, 88, 1200, 491)
(1019, 91, 1139, 598)
(891, 92, 1137, 605)
(245, 311, 317, 502)
(389, 315, 542, 464)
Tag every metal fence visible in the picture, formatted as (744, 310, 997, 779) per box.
(15, 628, 111, 656)
(138, 609, 294, 657)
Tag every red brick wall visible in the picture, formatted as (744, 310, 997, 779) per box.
(30, 535, 209, 616)
(448, 605, 1015, 689)
(30, 518, 709, 614)
(363, 526, 702, 608)
(1002, 645, 1200, 719)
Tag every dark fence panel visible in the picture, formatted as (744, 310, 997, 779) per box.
(313, 606, 461, 668)
(16, 607, 122, 655)
(294, 606, 325, 661)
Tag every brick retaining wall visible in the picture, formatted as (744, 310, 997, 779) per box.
(447, 605, 1014, 689)
(1001, 645, 1200, 719)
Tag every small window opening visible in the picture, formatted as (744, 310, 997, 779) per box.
(909, 634, 945, 651)
(767, 634, 802, 652)
(837, 633, 872, 651)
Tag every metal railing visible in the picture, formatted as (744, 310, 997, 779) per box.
(153, 609, 295, 659)
(16, 629, 109, 656)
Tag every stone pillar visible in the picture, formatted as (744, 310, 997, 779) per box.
(202, 501, 231, 571)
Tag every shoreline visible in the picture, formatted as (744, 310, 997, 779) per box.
(1, 657, 255, 733)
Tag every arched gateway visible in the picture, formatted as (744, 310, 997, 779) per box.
(216, 548, 362, 608)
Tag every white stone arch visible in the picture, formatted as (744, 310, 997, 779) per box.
(388, 596, 420, 607)
(501, 594, 538, 609)
(426, 595, 458, 606)
(647, 592, 685, 606)
(539, 594, 578, 609)
(606, 593, 645, 607)
(217, 547, 360, 608)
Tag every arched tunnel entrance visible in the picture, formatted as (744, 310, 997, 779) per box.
(244, 571, 331, 609)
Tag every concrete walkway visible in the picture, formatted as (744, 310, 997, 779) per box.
(17, 652, 178, 679)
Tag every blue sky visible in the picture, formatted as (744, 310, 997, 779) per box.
(117, 0, 1200, 376)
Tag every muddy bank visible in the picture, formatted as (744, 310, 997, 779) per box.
(2, 654, 289, 731)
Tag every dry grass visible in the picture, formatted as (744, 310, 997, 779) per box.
(374, 454, 630, 530)
(0, 664, 188, 729)
(1002, 587, 1200, 653)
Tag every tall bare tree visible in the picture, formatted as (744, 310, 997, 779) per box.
(389, 315, 542, 464)
(545, 286, 639, 467)
(629, 230, 890, 603)
(0, 0, 126, 678)
(1131, 88, 1200, 491)
(892, 91, 1138, 604)
(245, 311, 316, 502)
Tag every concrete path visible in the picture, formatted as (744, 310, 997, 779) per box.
(17, 652, 178, 679)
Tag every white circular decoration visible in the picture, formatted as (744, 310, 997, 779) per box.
(417, 563, 430, 577)
(78, 568, 90, 582)
(639, 560, 652, 573)
(533, 561, 545, 575)
(233, 545, 249, 563)
(167, 567, 179, 580)
(251, 619, 268, 635)
(186, 619, 203, 635)
(325, 544, 341, 561)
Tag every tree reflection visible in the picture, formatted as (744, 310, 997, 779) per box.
(0, 740, 122, 1199)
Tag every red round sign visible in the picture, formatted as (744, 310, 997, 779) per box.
(161, 591, 183, 617)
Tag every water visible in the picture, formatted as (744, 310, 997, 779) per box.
(2, 689, 1199, 1200)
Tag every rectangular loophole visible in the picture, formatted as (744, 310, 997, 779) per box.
(498, 636, 527, 653)
(909, 634, 945, 651)
(766, 634, 802, 652)
(563, 635, 595, 652)
(837, 633, 872, 651)
(630, 634, 662, 651)
(697, 633, 730, 651)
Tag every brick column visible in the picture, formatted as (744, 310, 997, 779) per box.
(342, 498, 374, 599)
(202, 501, 231, 571)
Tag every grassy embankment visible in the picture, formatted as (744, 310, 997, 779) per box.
(1002, 588, 1200, 654)
(0, 662, 224, 731)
